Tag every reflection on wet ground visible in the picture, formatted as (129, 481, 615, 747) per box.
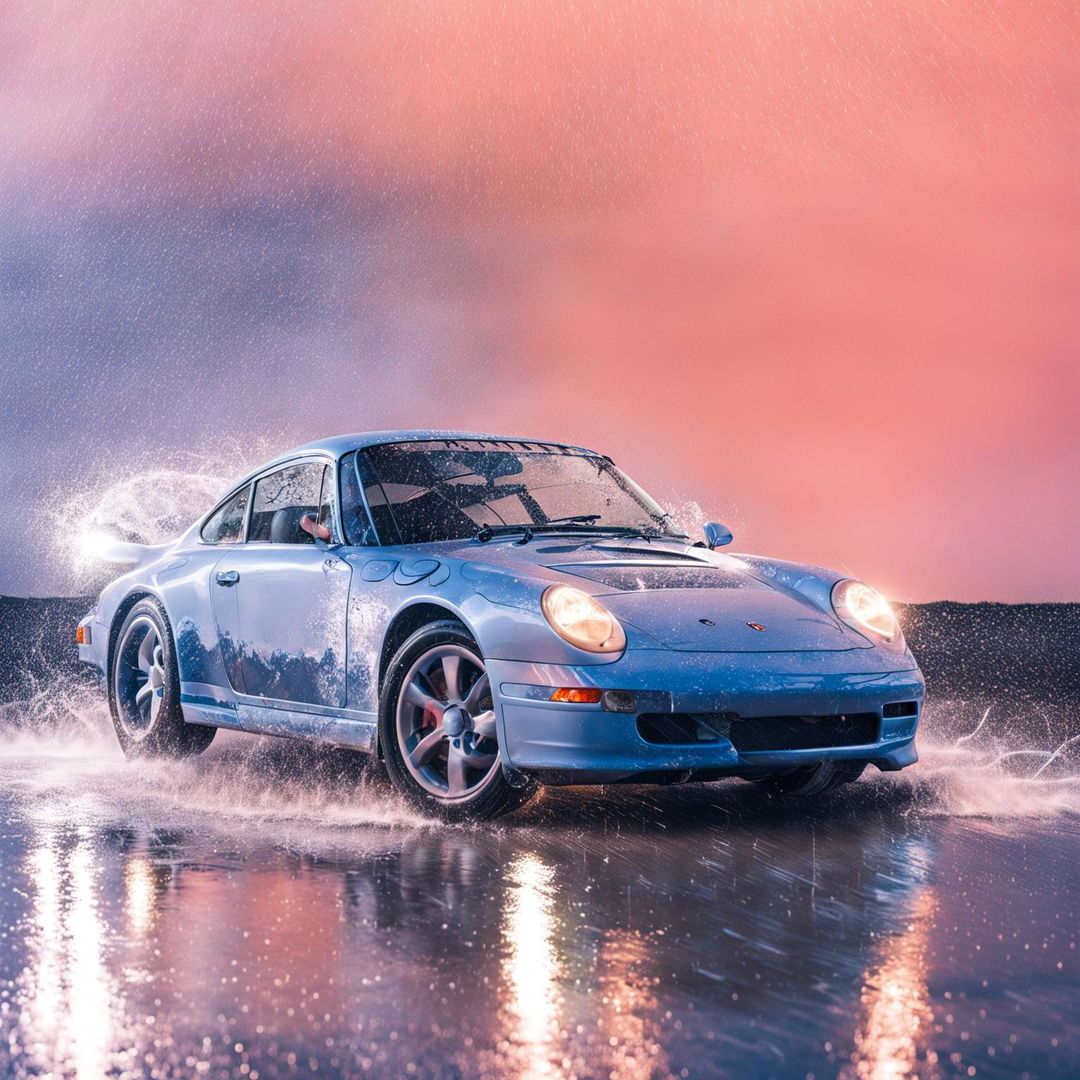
(0, 702, 1077, 1079)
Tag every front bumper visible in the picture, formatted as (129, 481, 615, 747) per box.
(488, 648, 923, 785)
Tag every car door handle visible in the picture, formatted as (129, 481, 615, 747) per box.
(215, 570, 240, 586)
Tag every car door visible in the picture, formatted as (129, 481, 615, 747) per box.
(211, 460, 351, 709)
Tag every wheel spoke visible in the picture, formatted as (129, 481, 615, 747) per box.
(135, 682, 154, 709)
(471, 709, 497, 740)
(463, 672, 490, 713)
(409, 728, 445, 769)
(446, 743, 470, 795)
(462, 743, 497, 769)
(441, 653, 463, 701)
(403, 678, 437, 712)
(136, 628, 157, 675)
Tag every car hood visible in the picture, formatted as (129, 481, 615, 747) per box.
(597, 586, 859, 651)
(439, 535, 869, 652)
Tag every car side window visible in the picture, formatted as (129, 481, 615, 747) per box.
(200, 487, 249, 544)
(248, 462, 325, 544)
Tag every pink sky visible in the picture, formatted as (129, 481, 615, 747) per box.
(3, 1, 1078, 599)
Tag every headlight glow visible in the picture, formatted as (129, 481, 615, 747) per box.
(831, 579, 899, 641)
(541, 584, 626, 653)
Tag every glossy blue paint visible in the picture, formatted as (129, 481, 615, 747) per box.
(210, 545, 351, 708)
(489, 656, 922, 782)
(79, 430, 924, 787)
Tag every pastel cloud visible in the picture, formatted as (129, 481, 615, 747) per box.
(1, 2, 1076, 599)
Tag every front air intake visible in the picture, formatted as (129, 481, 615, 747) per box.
(725, 713, 879, 751)
(636, 712, 880, 750)
(635, 713, 732, 745)
(882, 701, 918, 718)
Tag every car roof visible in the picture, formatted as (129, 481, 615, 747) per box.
(293, 430, 597, 457)
(229, 430, 601, 488)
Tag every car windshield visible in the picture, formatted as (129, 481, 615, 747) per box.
(355, 439, 677, 545)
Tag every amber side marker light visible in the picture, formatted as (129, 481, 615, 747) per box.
(76, 625, 90, 645)
(550, 687, 602, 704)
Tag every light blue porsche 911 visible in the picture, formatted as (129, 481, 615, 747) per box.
(77, 431, 923, 819)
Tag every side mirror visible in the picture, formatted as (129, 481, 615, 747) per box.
(703, 522, 733, 549)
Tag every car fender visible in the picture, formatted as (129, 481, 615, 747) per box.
(343, 553, 633, 718)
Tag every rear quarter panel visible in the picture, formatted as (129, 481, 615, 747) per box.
(81, 543, 231, 696)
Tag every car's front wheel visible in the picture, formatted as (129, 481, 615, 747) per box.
(110, 598, 216, 758)
(379, 620, 536, 821)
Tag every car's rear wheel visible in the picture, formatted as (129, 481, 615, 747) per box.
(754, 759, 867, 796)
(379, 620, 536, 821)
(110, 598, 216, 758)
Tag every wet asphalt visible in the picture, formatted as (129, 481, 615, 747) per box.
(0, 693, 1077, 1080)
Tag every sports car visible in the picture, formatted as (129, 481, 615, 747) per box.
(77, 431, 923, 819)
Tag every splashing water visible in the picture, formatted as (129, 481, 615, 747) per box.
(893, 700, 1080, 820)
(1, 699, 429, 839)
(44, 438, 277, 592)
(0, 665, 429, 838)
(664, 497, 709, 540)
(11, 733, 431, 837)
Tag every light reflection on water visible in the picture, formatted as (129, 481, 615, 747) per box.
(502, 853, 562, 1079)
(841, 838, 940, 1080)
(18, 827, 131, 1080)
(124, 855, 158, 940)
(22, 833, 62, 1076)
(595, 930, 671, 1080)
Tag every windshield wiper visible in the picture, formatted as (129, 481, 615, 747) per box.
(546, 519, 694, 542)
(542, 514, 602, 526)
(476, 521, 670, 544)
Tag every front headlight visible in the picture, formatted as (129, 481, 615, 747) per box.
(831, 579, 899, 642)
(541, 584, 626, 653)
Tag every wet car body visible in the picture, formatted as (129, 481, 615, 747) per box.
(78, 431, 923, 805)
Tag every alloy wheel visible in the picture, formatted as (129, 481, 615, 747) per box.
(114, 615, 167, 738)
(395, 643, 500, 799)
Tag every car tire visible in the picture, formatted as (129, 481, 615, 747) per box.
(110, 598, 216, 759)
(379, 620, 537, 822)
(754, 759, 867, 797)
